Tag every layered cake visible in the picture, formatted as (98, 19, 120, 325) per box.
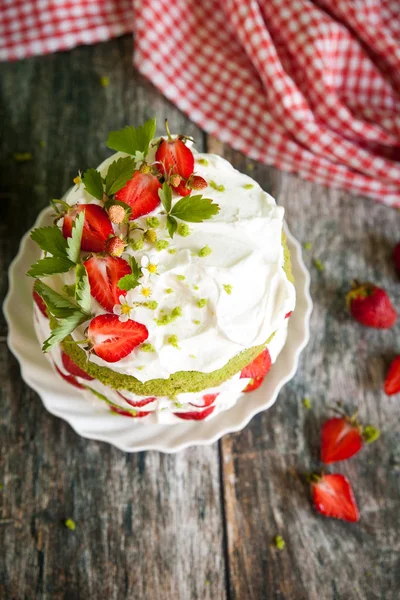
(30, 118, 295, 423)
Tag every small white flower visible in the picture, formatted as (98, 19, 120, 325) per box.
(141, 255, 164, 278)
(113, 295, 134, 322)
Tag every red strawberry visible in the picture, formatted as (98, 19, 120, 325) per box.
(104, 236, 125, 257)
(384, 355, 400, 395)
(110, 406, 150, 418)
(346, 281, 397, 329)
(61, 351, 94, 381)
(321, 417, 363, 464)
(174, 405, 215, 420)
(115, 171, 161, 220)
(88, 314, 148, 363)
(190, 393, 218, 408)
(242, 377, 264, 393)
(54, 364, 84, 389)
(187, 175, 207, 191)
(117, 392, 156, 408)
(285, 311, 292, 319)
(393, 242, 400, 274)
(33, 290, 48, 318)
(155, 120, 194, 192)
(62, 204, 113, 253)
(240, 348, 272, 393)
(310, 473, 360, 522)
(85, 255, 131, 312)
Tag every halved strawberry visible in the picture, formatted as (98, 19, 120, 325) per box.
(117, 392, 156, 408)
(85, 255, 131, 312)
(33, 290, 48, 318)
(321, 417, 363, 464)
(242, 377, 264, 393)
(110, 406, 150, 418)
(190, 393, 218, 408)
(115, 171, 161, 220)
(155, 122, 194, 193)
(174, 405, 215, 420)
(88, 314, 148, 363)
(311, 473, 360, 522)
(384, 355, 400, 395)
(240, 348, 271, 393)
(61, 351, 94, 381)
(62, 204, 113, 253)
(54, 364, 84, 389)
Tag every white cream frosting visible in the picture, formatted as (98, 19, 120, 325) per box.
(36, 142, 295, 422)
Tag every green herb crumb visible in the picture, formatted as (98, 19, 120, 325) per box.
(137, 366, 144, 371)
(314, 259, 324, 272)
(174, 401, 183, 409)
(142, 300, 158, 310)
(130, 237, 144, 251)
(178, 223, 191, 237)
(247, 163, 255, 171)
(64, 519, 76, 531)
(155, 239, 169, 251)
(168, 248, 177, 254)
(39, 140, 46, 148)
(0, 484, 3, 491)
(243, 183, 254, 189)
(165, 288, 174, 294)
(100, 76, 110, 87)
(363, 425, 381, 444)
(303, 242, 312, 251)
(274, 535, 285, 551)
(155, 306, 183, 326)
(223, 284, 233, 295)
(197, 299, 207, 308)
(177, 274, 186, 281)
(140, 343, 155, 353)
(197, 158, 209, 166)
(302, 397, 312, 410)
(13, 152, 33, 162)
(192, 319, 201, 325)
(198, 245, 212, 258)
(193, 284, 199, 290)
(146, 216, 160, 229)
(168, 335, 180, 349)
(189, 354, 196, 359)
(209, 180, 225, 192)
(144, 229, 157, 243)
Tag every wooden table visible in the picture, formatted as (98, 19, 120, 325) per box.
(1, 37, 399, 600)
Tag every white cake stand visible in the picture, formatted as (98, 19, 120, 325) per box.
(3, 207, 312, 453)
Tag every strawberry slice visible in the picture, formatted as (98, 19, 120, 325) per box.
(62, 204, 113, 253)
(61, 351, 94, 381)
(85, 255, 131, 312)
(321, 417, 363, 464)
(311, 474, 360, 522)
(115, 171, 161, 220)
(33, 290, 48, 318)
(88, 314, 148, 363)
(190, 393, 219, 408)
(384, 355, 400, 395)
(155, 122, 194, 194)
(285, 311, 293, 319)
(54, 364, 84, 389)
(174, 405, 215, 420)
(110, 406, 150, 418)
(117, 392, 156, 408)
(240, 348, 271, 392)
(242, 377, 264, 393)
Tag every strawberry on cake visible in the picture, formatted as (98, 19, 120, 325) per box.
(29, 118, 296, 423)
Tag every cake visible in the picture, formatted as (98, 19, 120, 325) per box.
(30, 118, 296, 423)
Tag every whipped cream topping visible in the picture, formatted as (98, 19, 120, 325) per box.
(43, 144, 295, 384)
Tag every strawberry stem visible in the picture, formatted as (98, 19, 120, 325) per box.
(164, 119, 173, 141)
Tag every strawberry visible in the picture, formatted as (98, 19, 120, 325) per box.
(117, 392, 156, 408)
(310, 473, 360, 522)
(61, 351, 94, 381)
(110, 406, 150, 418)
(54, 364, 84, 390)
(85, 255, 131, 312)
(186, 175, 207, 191)
(115, 171, 161, 220)
(33, 290, 48, 318)
(155, 120, 194, 195)
(285, 311, 292, 319)
(62, 204, 113, 253)
(190, 393, 218, 408)
(346, 281, 397, 329)
(108, 204, 126, 224)
(321, 417, 362, 463)
(240, 348, 272, 392)
(104, 236, 125, 257)
(174, 405, 215, 420)
(88, 314, 148, 363)
(393, 242, 400, 274)
(384, 355, 400, 395)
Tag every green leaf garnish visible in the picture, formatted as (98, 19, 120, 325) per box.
(159, 182, 172, 212)
(128, 255, 142, 279)
(166, 215, 177, 238)
(27, 256, 75, 278)
(33, 280, 85, 318)
(75, 264, 91, 313)
(30, 226, 68, 258)
(66, 211, 84, 264)
(106, 118, 157, 157)
(43, 311, 89, 353)
(117, 274, 140, 291)
(82, 168, 104, 200)
(105, 156, 136, 196)
(62, 284, 76, 297)
(170, 195, 220, 223)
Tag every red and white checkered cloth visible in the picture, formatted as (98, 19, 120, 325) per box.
(2, 1, 400, 206)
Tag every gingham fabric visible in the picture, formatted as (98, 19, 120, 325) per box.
(2, 1, 400, 206)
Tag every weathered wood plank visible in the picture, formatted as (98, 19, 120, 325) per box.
(215, 142, 400, 600)
(0, 39, 226, 600)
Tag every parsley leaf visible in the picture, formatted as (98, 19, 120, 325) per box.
(30, 226, 68, 258)
(171, 195, 220, 222)
(33, 280, 81, 318)
(66, 211, 84, 264)
(42, 311, 89, 353)
(159, 182, 172, 212)
(27, 256, 75, 278)
(105, 156, 136, 196)
(82, 168, 104, 200)
(75, 264, 91, 313)
(166, 215, 178, 238)
(106, 118, 157, 157)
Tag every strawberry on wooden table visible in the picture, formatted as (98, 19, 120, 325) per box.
(61, 351, 94, 381)
(346, 280, 397, 329)
(62, 204, 113, 253)
(321, 413, 380, 464)
(174, 406, 215, 420)
(88, 314, 148, 363)
(384, 356, 400, 396)
(85, 255, 131, 312)
(115, 171, 161, 220)
(310, 473, 360, 522)
(155, 119, 194, 196)
(240, 348, 272, 392)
